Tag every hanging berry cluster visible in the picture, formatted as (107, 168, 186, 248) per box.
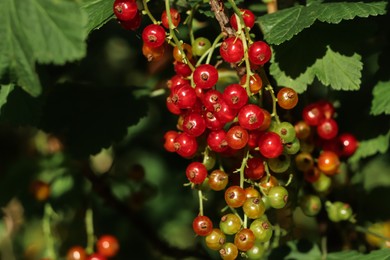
(112, 0, 359, 259)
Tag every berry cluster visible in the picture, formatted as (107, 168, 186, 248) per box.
(66, 234, 119, 260)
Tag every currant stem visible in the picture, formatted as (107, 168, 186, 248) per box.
(238, 150, 250, 189)
(354, 225, 390, 242)
(141, 0, 157, 24)
(259, 67, 280, 124)
(198, 189, 204, 216)
(85, 208, 95, 255)
(205, 32, 225, 65)
(43, 203, 57, 259)
(165, 0, 195, 71)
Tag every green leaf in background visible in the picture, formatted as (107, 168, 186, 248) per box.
(258, 1, 387, 45)
(327, 248, 390, 260)
(0, 84, 14, 114)
(81, 0, 114, 33)
(348, 130, 390, 164)
(270, 45, 362, 92)
(0, 0, 88, 96)
(371, 81, 390, 116)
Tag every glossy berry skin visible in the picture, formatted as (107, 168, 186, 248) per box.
(243, 197, 266, 219)
(317, 150, 340, 175)
(248, 41, 272, 66)
(222, 84, 248, 110)
(167, 74, 189, 89)
(142, 24, 166, 48)
(86, 253, 107, 260)
(142, 43, 165, 62)
(259, 175, 278, 195)
(219, 213, 242, 235)
(220, 37, 244, 63)
(206, 228, 226, 250)
(161, 8, 181, 29)
(258, 132, 283, 159)
(182, 112, 206, 137)
(224, 185, 246, 208)
(226, 125, 249, 150)
(268, 186, 288, 209)
(113, 0, 138, 21)
(213, 100, 237, 123)
(202, 89, 223, 111)
(302, 103, 324, 126)
(317, 100, 335, 119)
(193, 215, 213, 236)
(204, 111, 225, 130)
(169, 84, 197, 109)
(193, 64, 219, 89)
(208, 169, 229, 191)
(66, 246, 86, 260)
(118, 10, 141, 30)
(96, 235, 119, 257)
(230, 9, 256, 30)
(250, 218, 273, 242)
(219, 242, 239, 260)
(338, 133, 358, 157)
(294, 120, 311, 140)
(186, 162, 208, 184)
(234, 228, 256, 251)
(192, 37, 211, 56)
(245, 157, 265, 180)
(240, 73, 263, 94)
(317, 118, 338, 140)
(207, 129, 228, 152)
(277, 87, 298, 110)
(238, 104, 265, 130)
(174, 61, 192, 77)
(173, 43, 193, 62)
(174, 132, 198, 158)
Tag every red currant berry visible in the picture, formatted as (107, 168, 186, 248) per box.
(113, 0, 138, 21)
(240, 73, 263, 94)
(219, 213, 242, 235)
(167, 74, 189, 89)
(338, 133, 358, 157)
(86, 253, 106, 260)
(303, 167, 321, 183)
(142, 42, 165, 62)
(294, 120, 311, 140)
(208, 169, 229, 191)
(317, 100, 335, 119)
(259, 175, 279, 195)
(245, 157, 265, 180)
(222, 83, 248, 110)
(203, 110, 226, 130)
(258, 132, 283, 159)
(268, 186, 288, 209)
(219, 243, 238, 260)
(243, 197, 266, 219)
(238, 104, 265, 130)
(193, 215, 213, 236)
(213, 100, 237, 123)
(169, 84, 197, 109)
(219, 37, 244, 63)
(173, 43, 193, 62)
(317, 118, 338, 140)
(206, 228, 226, 250)
(248, 41, 272, 66)
(142, 24, 166, 48)
(302, 103, 325, 126)
(277, 87, 298, 110)
(182, 112, 206, 137)
(118, 10, 141, 30)
(192, 37, 212, 57)
(173, 60, 193, 77)
(186, 162, 208, 184)
(66, 246, 86, 260)
(207, 129, 229, 152)
(317, 150, 340, 175)
(230, 9, 255, 31)
(226, 125, 249, 150)
(193, 64, 219, 89)
(96, 235, 119, 257)
(163, 130, 179, 152)
(202, 89, 224, 111)
(224, 186, 246, 208)
(161, 8, 181, 29)
(174, 132, 198, 158)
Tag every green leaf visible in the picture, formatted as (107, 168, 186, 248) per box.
(0, 84, 15, 114)
(313, 46, 362, 91)
(371, 81, 390, 116)
(270, 45, 362, 92)
(81, 0, 114, 33)
(0, 0, 89, 96)
(327, 248, 390, 260)
(348, 130, 390, 164)
(258, 1, 388, 45)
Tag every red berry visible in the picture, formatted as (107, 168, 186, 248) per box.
(277, 87, 298, 110)
(258, 132, 283, 159)
(66, 246, 86, 260)
(186, 162, 208, 184)
(113, 0, 138, 21)
(202, 89, 224, 111)
(226, 125, 249, 150)
(169, 84, 197, 109)
(193, 215, 213, 236)
(174, 132, 198, 158)
(193, 64, 219, 89)
(248, 41, 272, 66)
(222, 84, 248, 110)
(174, 60, 193, 77)
(142, 24, 166, 48)
(118, 10, 142, 30)
(96, 235, 119, 258)
(203, 110, 226, 130)
(240, 73, 263, 94)
(230, 9, 256, 31)
(161, 8, 181, 29)
(207, 129, 228, 152)
(317, 150, 340, 176)
(225, 185, 246, 208)
(245, 157, 265, 180)
(238, 104, 265, 130)
(164, 130, 179, 152)
(302, 103, 324, 126)
(317, 118, 338, 140)
(338, 133, 358, 157)
(182, 112, 206, 137)
(142, 43, 165, 62)
(167, 74, 190, 89)
(86, 253, 106, 260)
(220, 37, 244, 63)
